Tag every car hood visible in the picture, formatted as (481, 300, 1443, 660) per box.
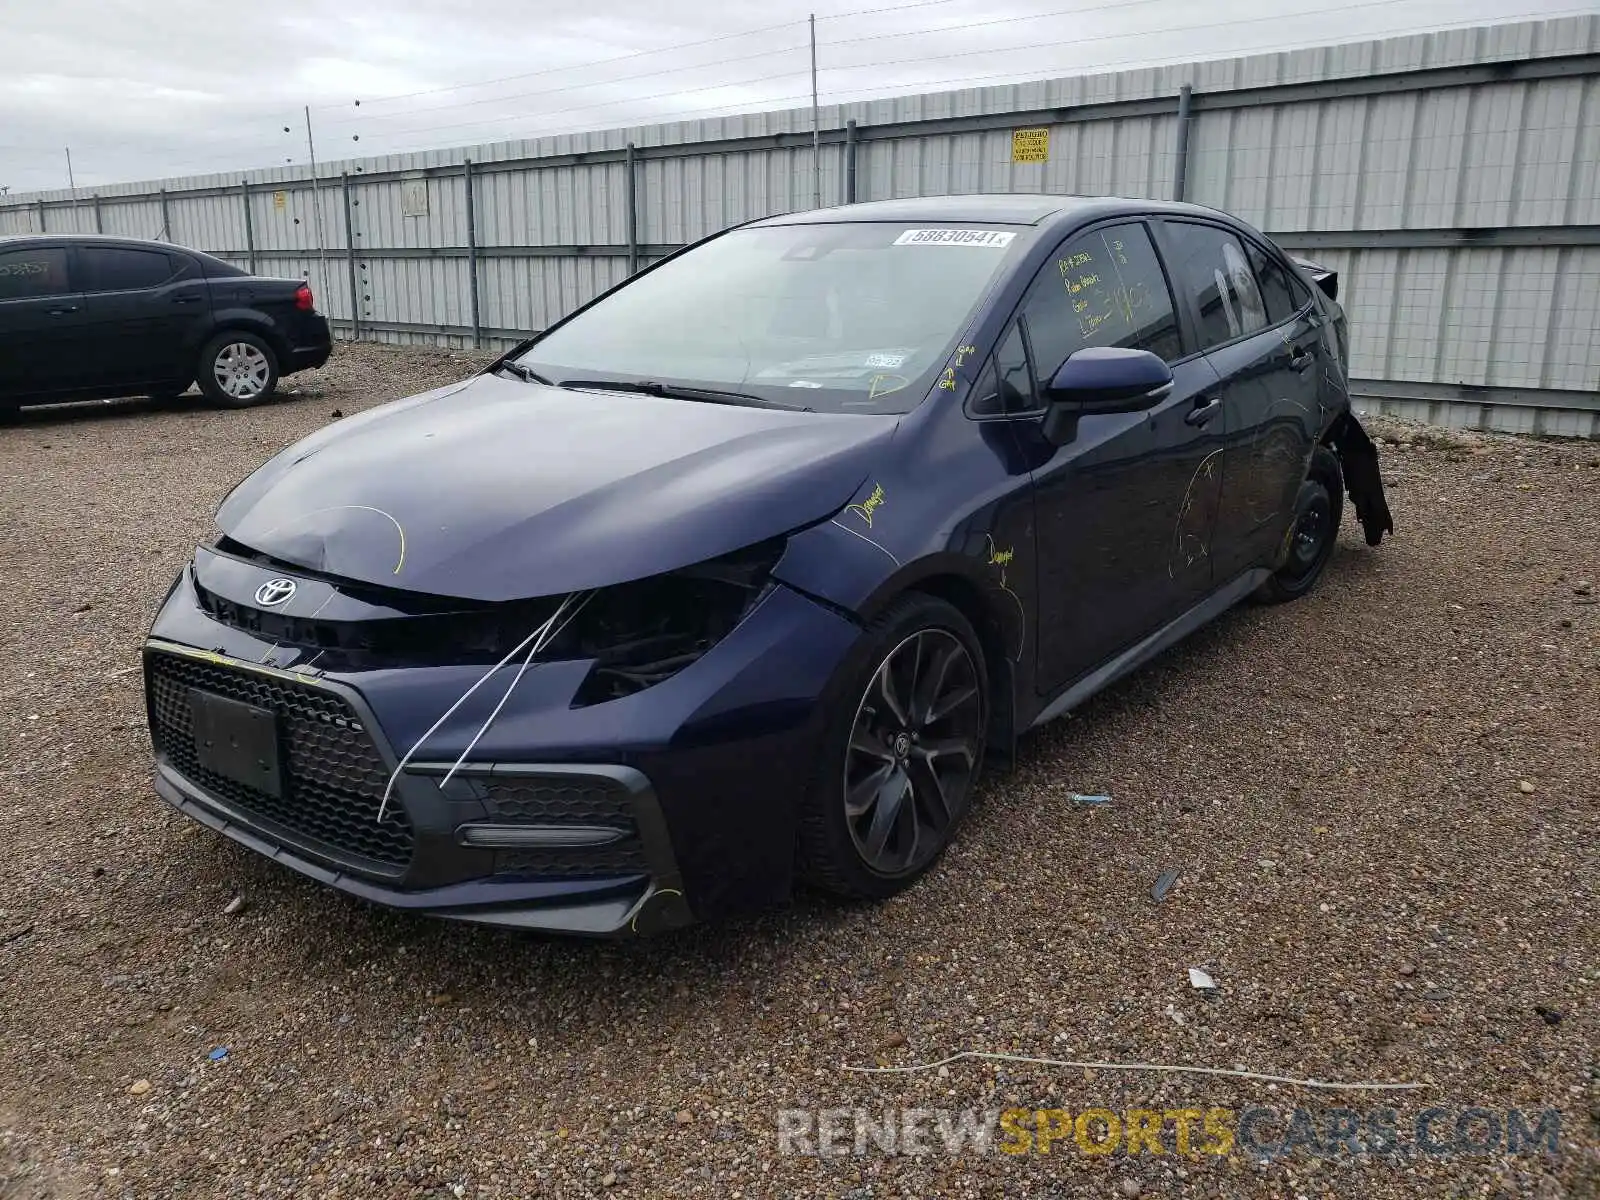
(216, 373, 898, 601)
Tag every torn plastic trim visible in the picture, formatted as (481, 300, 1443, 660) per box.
(1290, 255, 1338, 302)
(1325, 412, 1394, 547)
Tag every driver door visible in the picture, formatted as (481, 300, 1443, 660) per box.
(1007, 220, 1227, 696)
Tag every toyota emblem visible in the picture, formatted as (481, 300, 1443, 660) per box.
(254, 578, 297, 607)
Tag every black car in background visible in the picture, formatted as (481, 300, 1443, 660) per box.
(0, 234, 331, 411)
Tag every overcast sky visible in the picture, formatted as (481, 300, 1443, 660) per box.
(0, 0, 1581, 194)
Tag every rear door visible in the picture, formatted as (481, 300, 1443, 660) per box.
(77, 243, 206, 389)
(1003, 219, 1226, 696)
(0, 244, 87, 400)
(1153, 220, 1319, 580)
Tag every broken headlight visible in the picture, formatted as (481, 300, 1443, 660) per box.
(567, 538, 785, 706)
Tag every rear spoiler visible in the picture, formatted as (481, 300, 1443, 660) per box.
(1290, 256, 1338, 303)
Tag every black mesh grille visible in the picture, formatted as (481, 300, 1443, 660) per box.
(147, 651, 414, 871)
(495, 844, 649, 878)
(485, 776, 648, 878)
(485, 776, 635, 826)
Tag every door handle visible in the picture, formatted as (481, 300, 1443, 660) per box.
(172, 294, 202, 304)
(1289, 348, 1316, 372)
(1184, 396, 1222, 427)
(46, 305, 79, 316)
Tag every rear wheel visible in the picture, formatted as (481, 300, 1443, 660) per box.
(197, 333, 278, 408)
(798, 593, 988, 900)
(1256, 446, 1342, 603)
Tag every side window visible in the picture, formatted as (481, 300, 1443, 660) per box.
(81, 246, 175, 293)
(1161, 222, 1270, 349)
(967, 323, 1034, 416)
(1245, 240, 1303, 326)
(1018, 222, 1181, 393)
(0, 248, 70, 300)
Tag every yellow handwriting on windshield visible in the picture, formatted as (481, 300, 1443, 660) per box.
(846, 482, 886, 528)
(867, 373, 909, 400)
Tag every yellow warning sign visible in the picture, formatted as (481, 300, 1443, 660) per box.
(272, 190, 287, 210)
(1011, 127, 1050, 164)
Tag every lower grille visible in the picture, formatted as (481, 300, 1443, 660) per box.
(486, 775, 649, 878)
(147, 651, 415, 871)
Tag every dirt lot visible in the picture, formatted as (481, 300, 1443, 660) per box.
(0, 342, 1596, 1199)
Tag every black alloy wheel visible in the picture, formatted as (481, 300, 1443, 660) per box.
(844, 628, 983, 876)
(799, 593, 988, 899)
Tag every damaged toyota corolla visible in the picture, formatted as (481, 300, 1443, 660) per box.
(143, 194, 1392, 935)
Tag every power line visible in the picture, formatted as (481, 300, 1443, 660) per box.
(339, 4, 1582, 152)
(315, 18, 806, 111)
(822, 0, 1217, 49)
(326, 0, 1472, 145)
(3, 6, 1575, 185)
(817, 0, 969, 18)
(815, 0, 1470, 78)
(347, 64, 817, 143)
(312, 0, 976, 114)
(313, 0, 1164, 130)
(316, 41, 811, 129)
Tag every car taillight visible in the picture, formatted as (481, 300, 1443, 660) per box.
(295, 283, 314, 311)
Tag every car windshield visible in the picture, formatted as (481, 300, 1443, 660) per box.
(514, 222, 1029, 414)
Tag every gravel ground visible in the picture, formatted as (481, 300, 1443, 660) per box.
(0, 341, 1596, 1199)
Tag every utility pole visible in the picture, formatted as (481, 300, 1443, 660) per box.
(810, 14, 821, 209)
(65, 147, 77, 203)
(304, 106, 328, 292)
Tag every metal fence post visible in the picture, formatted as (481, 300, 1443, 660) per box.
(464, 158, 481, 349)
(845, 120, 859, 204)
(341, 172, 360, 343)
(241, 181, 256, 273)
(92, 194, 103, 234)
(625, 142, 639, 276)
(158, 187, 170, 241)
(1173, 85, 1193, 202)
(36, 200, 46, 233)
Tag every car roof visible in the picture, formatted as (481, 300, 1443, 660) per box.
(0, 233, 187, 250)
(750, 193, 1242, 231)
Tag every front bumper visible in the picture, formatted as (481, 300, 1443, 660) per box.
(152, 752, 690, 935)
(143, 561, 861, 934)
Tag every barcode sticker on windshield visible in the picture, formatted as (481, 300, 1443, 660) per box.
(893, 228, 1016, 248)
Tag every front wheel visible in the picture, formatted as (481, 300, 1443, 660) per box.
(197, 333, 278, 408)
(798, 593, 988, 900)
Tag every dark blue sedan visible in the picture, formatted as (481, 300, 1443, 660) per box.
(143, 194, 1392, 935)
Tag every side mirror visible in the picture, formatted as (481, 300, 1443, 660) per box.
(1040, 347, 1174, 445)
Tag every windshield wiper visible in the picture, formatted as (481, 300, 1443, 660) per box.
(557, 379, 808, 411)
(496, 360, 551, 385)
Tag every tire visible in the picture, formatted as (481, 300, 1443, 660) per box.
(196, 332, 278, 408)
(798, 592, 989, 900)
(1255, 445, 1343, 604)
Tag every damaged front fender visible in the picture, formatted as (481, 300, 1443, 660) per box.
(1325, 412, 1394, 547)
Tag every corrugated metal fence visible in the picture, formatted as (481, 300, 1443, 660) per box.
(4, 16, 1598, 435)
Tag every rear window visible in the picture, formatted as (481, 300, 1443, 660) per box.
(197, 251, 248, 279)
(1161, 222, 1270, 351)
(81, 246, 176, 292)
(0, 247, 70, 300)
(1245, 241, 1303, 326)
